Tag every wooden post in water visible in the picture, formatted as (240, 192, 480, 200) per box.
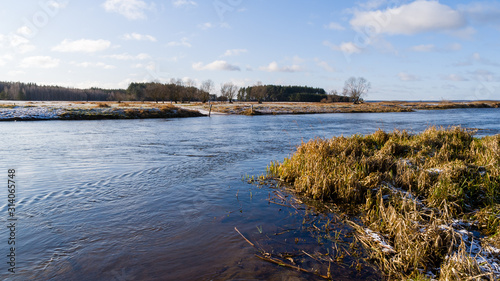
(251, 104, 253, 114)
(209, 104, 212, 117)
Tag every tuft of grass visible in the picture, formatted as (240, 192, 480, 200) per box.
(268, 126, 500, 279)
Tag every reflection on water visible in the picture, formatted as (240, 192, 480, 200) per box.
(0, 108, 499, 280)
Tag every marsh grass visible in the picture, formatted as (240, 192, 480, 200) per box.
(194, 101, 499, 115)
(268, 126, 500, 279)
(95, 102, 111, 108)
(60, 105, 203, 120)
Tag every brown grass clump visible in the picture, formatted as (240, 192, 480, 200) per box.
(268, 126, 500, 279)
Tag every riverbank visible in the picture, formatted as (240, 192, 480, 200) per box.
(183, 100, 500, 115)
(0, 100, 498, 121)
(0, 101, 204, 121)
(268, 126, 500, 280)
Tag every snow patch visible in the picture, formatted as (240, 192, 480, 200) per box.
(0, 106, 64, 120)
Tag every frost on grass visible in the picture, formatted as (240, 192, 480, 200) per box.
(0, 106, 65, 120)
(0, 103, 204, 120)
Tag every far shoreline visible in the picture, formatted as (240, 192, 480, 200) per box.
(0, 100, 499, 121)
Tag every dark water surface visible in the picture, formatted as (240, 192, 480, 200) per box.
(1, 108, 499, 280)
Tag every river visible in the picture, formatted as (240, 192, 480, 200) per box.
(1, 108, 499, 280)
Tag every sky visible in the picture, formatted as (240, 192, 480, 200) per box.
(0, 0, 499, 101)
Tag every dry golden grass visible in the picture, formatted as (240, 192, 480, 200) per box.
(195, 101, 500, 115)
(268, 126, 500, 279)
(95, 102, 110, 108)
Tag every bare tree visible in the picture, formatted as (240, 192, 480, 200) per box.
(146, 82, 162, 103)
(343, 77, 370, 104)
(169, 78, 184, 103)
(199, 79, 214, 103)
(220, 82, 238, 103)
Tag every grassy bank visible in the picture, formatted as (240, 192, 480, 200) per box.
(2, 101, 499, 119)
(188, 101, 500, 115)
(59, 103, 203, 120)
(268, 127, 500, 279)
(0, 101, 204, 121)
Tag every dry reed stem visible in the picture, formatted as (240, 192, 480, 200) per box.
(254, 254, 331, 279)
(234, 227, 255, 248)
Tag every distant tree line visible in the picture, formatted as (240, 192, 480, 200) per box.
(237, 84, 329, 102)
(0, 77, 370, 103)
(126, 79, 211, 103)
(0, 81, 121, 101)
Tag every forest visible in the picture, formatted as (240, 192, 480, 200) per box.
(237, 85, 352, 103)
(0, 81, 122, 102)
(0, 81, 354, 103)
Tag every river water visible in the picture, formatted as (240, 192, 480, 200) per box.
(0, 108, 499, 280)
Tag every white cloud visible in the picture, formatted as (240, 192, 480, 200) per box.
(447, 43, 462, 51)
(123, 33, 157, 42)
(291, 55, 305, 65)
(454, 53, 499, 67)
(324, 41, 362, 54)
(398, 72, 421, 81)
(8, 70, 26, 76)
(325, 22, 345, 30)
(17, 44, 36, 54)
(0, 34, 36, 53)
(9, 35, 29, 47)
(350, 1, 466, 35)
(20, 56, 60, 68)
(441, 74, 468, 81)
(52, 39, 111, 53)
(95, 62, 116, 69)
(48, 0, 69, 10)
(223, 49, 247, 57)
(192, 60, 240, 71)
(411, 44, 435, 52)
(102, 0, 151, 20)
(315, 59, 335, 72)
(72, 61, 116, 69)
(0, 54, 14, 66)
(469, 69, 496, 82)
(473, 53, 500, 66)
(259, 61, 302, 73)
(198, 22, 213, 30)
(411, 43, 462, 53)
(105, 53, 151, 60)
(172, 0, 197, 7)
(166, 37, 191, 48)
(16, 26, 34, 37)
(133, 62, 156, 71)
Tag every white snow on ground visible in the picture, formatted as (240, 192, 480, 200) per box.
(363, 228, 396, 253)
(363, 221, 500, 278)
(366, 183, 500, 279)
(452, 224, 500, 276)
(0, 106, 65, 120)
(427, 167, 443, 175)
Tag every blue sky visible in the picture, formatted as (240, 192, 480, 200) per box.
(1, 0, 499, 100)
